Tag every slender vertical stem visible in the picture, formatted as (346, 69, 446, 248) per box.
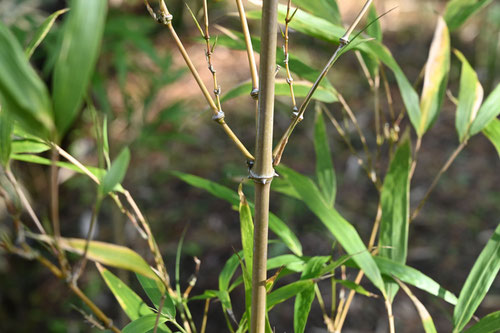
(250, 0, 278, 332)
(235, 0, 259, 92)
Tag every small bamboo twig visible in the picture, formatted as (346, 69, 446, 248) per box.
(273, 0, 374, 166)
(144, 0, 254, 161)
(281, 0, 299, 114)
(410, 141, 467, 221)
(235, 0, 258, 94)
(200, 299, 210, 333)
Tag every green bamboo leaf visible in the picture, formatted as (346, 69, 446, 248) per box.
(122, 314, 168, 333)
(221, 79, 337, 104)
(379, 136, 411, 301)
(0, 22, 54, 138)
(453, 223, 500, 332)
(366, 4, 383, 42)
(136, 274, 175, 319)
(267, 255, 306, 272)
(238, 185, 254, 275)
(482, 118, 500, 158)
(291, 0, 341, 25)
(52, 0, 107, 136)
(277, 165, 386, 294)
(445, 0, 494, 31)
(219, 251, 243, 292)
(97, 265, 172, 333)
(32, 235, 159, 281)
(267, 280, 314, 310)
(463, 311, 500, 333)
(454, 50, 484, 142)
(314, 109, 336, 206)
(11, 140, 49, 154)
(0, 108, 13, 167)
(270, 177, 301, 200)
(418, 17, 450, 137)
(294, 283, 315, 333)
(171, 171, 303, 256)
(469, 83, 500, 135)
(335, 279, 376, 297)
(373, 257, 458, 305)
(100, 147, 130, 195)
(25, 8, 69, 59)
(396, 278, 437, 333)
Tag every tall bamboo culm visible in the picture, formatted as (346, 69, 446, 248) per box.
(250, 0, 278, 332)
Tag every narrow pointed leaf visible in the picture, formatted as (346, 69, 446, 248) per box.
(291, 0, 341, 25)
(445, 0, 494, 31)
(171, 171, 303, 256)
(294, 283, 315, 333)
(122, 314, 168, 333)
(25, 8, 69, 59)
(374, 257, 458, 305)
(11, 140, 49, 154)
(221, 79, 338, 104)
(419, 17, 450, 136)
(0, 23, 53, 138)
(52, 0, 107, 136)
(335, 279, 376, 297)
(463, 311, 500, 333)
(453, 223, 500, 332)
(136, 274, 175, 319)
(97, 265, 172, 333)
(32, 235, 159, 281)
(379, 136, 411, 301)
(100, 147, 130, 195)
(314, 110, 336, 206)
(482, 118, 500, 158)
(366, 4, 383, 42)
(219, 251, 243, 292)
(469, 83, 500, 135)
(0, 108, 13, 167)
(454, 50, 484, 142)
(238, 185, 254, 275)
(277, 165, 386, 294)
(267, 280, 314, 310)
(396, 279, 437, 333)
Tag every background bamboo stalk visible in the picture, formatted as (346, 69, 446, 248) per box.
(250, 0, 278, 332)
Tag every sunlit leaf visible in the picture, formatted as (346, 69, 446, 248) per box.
(418, 17, 450, 136)
(294, 283, 315, 333)
(0, 22, 54, 138)
(454, 50, 484, 142)
(136, 274, 175, 319)
(445, 0, 494, 31)
(11, 140, 49, 154)
(463, 311, 500, 333)
(314, 109, 336, 206)
(277, 165, 386, 295)
(482, 118, 500, 158)
(469, 83, 500, 135)
(52, 0, 107, 136)
(396, 278, 437, 333)
(32, 235, 159, 281)
(453, 223, 500, 332)
(379, 136, 411, 301)
(25, 8, 69, 59)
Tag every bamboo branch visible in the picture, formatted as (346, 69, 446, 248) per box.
(235, 0, 259, 93)
(144, 0, 254, 161)
(282, 0, 298, 114)
(273, 0, 374, 166)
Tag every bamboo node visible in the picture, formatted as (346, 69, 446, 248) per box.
(339, 37, 349, 46)
(291, 107, 303, 121)
(158, 12, 173, 25)
(212, 110, 225, 123)
(248, 169, 277, 184)
(250, 88, 259, 100)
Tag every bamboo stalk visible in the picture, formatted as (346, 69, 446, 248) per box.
(250, 0, 278, 332)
